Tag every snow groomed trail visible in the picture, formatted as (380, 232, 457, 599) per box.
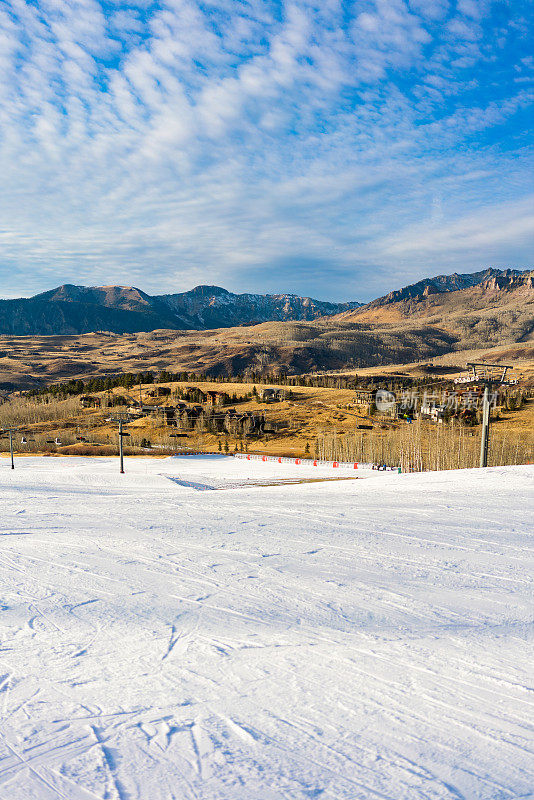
(0, 455, 532, 800)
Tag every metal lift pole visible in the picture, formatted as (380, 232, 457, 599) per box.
(110, 415, 129, 474)
(9, 430, 14, 470)
(119, 418, 124, 474)
(467, 363, 512, 469)
(479, 382, 491, 469)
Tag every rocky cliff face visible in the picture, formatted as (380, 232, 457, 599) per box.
(331, 268, 533, 350)
(365, 268, 527, 309)
(0, 284, 361, 335)
(157, 285, 360, 329)
(477, 271, 534, 295)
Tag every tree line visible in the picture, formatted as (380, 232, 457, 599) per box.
(24, 368, 439, 401)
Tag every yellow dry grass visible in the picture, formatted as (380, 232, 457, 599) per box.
(2, 375, 532, 467)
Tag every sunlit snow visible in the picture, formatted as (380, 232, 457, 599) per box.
(0, 455, 532, 799)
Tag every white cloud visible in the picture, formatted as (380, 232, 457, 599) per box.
(382, 196, 534, 257)
(0, 0, 532, 301)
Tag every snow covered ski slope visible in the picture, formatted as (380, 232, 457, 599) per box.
(0, 455, 533, 800)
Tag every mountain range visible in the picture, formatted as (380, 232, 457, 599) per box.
(340, 268, 533, 327)
(0, 268, 532, 389)
(1, 267, 529, 336)
(0, 284, 361, 336)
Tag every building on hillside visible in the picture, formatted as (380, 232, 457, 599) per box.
(354, 389, 375, 405)
(206, 390, 228, 407)
(80, 395, 101, 408)
(222, 409, 263, 435)
(176, 405, 204, 430)
(161, 406, 177, 423)
(259, 387, 287, 402)
(177, 408, 192, 430)
(420, 404, 446, 423)
(136, 404, 177, 423)
(209, 413, 227, 433)
(147, 386, 171, 398)
(139, 404, 160, 414)
(182, 387, 207, 404)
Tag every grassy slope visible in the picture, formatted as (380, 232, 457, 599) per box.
(2, 377, 532, 466)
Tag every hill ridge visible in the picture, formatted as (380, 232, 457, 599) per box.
(0, 267, 531, 338)
(0, 283, 362, 336)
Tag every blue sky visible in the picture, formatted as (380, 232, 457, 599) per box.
(0, 0, 532, 302)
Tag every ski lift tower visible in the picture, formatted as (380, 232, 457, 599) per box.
(465, 363, 513, 468)
(0, 428, 18, 469)
(109, 414, 130, 474)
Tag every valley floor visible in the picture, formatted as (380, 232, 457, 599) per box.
(0, 456, 533, 799)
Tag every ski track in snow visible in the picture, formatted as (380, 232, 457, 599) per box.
(0, 455, 532, 799)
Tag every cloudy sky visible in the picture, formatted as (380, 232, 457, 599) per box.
(0, 0, 532, 301)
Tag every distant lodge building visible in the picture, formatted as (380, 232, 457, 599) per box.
(206, 390, 228, 407)
(78, 382, 290, 436)
(177, 408, 269, 436)
(352, 385, 491, 422)
(124, 401, 270, 436)
(146, 386, 172, 398)
(354, 389, 376, 405)
(420, 404, 446, 423)
(179, 387, 230, 406)
(80, 395, 102, 408)
(259, 387, 288, 402)
(353, 388, 396, 412)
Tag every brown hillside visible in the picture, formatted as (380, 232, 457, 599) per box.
(1, 271, 532, 390)
(336, 270, 534, 332)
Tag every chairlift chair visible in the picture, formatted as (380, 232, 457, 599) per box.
(21, 436, 27, 444)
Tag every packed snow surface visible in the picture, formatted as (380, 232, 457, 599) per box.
(0, 455, 533, 800)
